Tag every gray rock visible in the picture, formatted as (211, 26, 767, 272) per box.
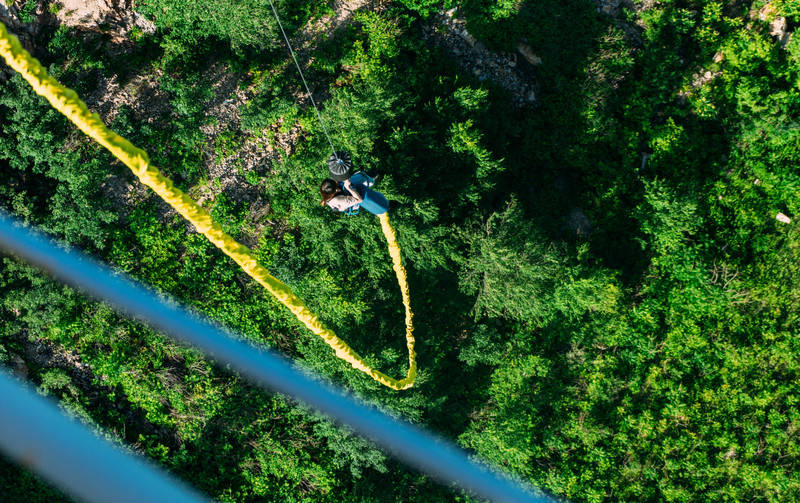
(566, 208, 593, 237)
(133, 12, 157, 35)
(459, 29, 476, 47)
(517, 42, 542, 65)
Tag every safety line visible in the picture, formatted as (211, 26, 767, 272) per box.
(266, 0, 339, 162)
(0, 22, 416, 390)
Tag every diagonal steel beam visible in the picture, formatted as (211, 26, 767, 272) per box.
(0, 211, 553, 503)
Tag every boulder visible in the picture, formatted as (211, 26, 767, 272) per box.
(517, 42, 542, 66)
(566, 208, 593, 237)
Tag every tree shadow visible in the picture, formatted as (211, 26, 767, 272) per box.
(7, 329, 181, 451)
(467, 0, 737, 286)
(366, 0, 605, 409)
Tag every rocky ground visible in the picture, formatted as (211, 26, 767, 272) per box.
(0, 0, 35, 63)
(417, 1, 651, 109)
(53, 0, 154, 39)
(1, 0, 676, 259)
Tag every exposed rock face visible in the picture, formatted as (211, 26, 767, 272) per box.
(0, 1, 35, 57)
(516, 42, 541, 66)
(54, 0, 154, 41)
(566, 207, 593, 238)
(9, 354, 28, 378)
(0, 1, 20, 30)
(423, 8, 539, 107)
(596, 0, 626, 16)
(606, 1, 646, 45)
(754, 4, 791, 47)
(0, 0, 155, 79)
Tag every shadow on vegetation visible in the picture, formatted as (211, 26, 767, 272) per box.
(7, 329, 181, 451)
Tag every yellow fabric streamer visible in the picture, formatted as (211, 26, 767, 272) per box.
(0, 23, 416, 390)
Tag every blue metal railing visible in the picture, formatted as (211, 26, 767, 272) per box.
(0, 211, 554, 503)
(0, 371, 209, 503)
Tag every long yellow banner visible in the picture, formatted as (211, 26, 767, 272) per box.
(0, 23, 416, 390)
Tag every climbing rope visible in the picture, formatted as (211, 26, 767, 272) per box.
(266, 0, 339, 163)
(0, 23, 416, 390)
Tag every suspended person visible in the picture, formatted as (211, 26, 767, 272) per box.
(321, 151, 390, 215)
(320, 172, 390, 215)
(320, 177, 362, 212)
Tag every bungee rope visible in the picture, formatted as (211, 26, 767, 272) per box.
(0, 23, 417, 390)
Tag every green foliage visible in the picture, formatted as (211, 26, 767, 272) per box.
(636, 179, 699, 258)
(240, 85, 300, 134)
(39, 369, 73, 394)
(19, 0, 38, 23)
(448, 119, 503, 203)
(134, 0, 323, 61)
(135, 0, 283, 50)
(45, 25, 107, 76)
(0, 74, 116, 249)
(393, 0, 448, 17)
(214, 126, 245, 163)
(352, 11, 402, 61)
(3, 1, 800, 502)
(459, 199, 619, 325)
(110, 81, 208, 186)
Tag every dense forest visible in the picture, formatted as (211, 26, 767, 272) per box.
(1, 0, 799, 501)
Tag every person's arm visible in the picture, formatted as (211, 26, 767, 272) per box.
(342, 180, 364, 203)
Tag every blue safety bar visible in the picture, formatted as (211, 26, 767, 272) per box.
(0, 211, 555, 503)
